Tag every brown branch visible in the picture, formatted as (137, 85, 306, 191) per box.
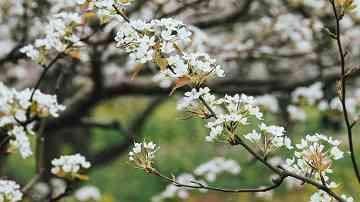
(329, 0, 360, 183)
(29, 52, 65, 102)
(151, 168, 285, 193)
(0, 44, 26, 67)
(79, 120, 124, 131)
(42, 69, 351, 135)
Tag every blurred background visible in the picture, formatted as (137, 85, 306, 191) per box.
(0, 0, 360, 201)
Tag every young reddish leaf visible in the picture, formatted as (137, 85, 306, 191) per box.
(75, 173, 90, 181)
(67, 50, 81, 60)
(170, 76, 191, 95)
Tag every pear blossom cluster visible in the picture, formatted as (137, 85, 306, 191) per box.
(283, 133, 344, 189)
(292, 82, 324, 105)
(193, 157, 241, 182)
(310, 191, 354, 202)
(273, 13, 321, 53)
(20, 12, 84, 64)
(1, 0, 359, 201)
(177, 86, 289, 150)
(0, 179, 23, 202)
(287, 82, 324, 122)
(0, 82, 65, 158)
(49, 178, 67, 198)
(176, 87, 218, 118)
(128, 141, 158, 171)
(205, 94, 263, 142)
(29, 178, 67, 200)
(51, 153, 91, 180)
(152, 173, 207, 202)
(244, 123, 293, 156)
(20, 0, 135, 65)
(161, 52, 225, 81)
(255, 94, 280, 113)
(115, 18, 192, 63)
(325, 97, 358, 119)
(74, 186, 101, 202)
(78, 0, 133, 21)
(287, 82, 360, 123)
(114, 18, 224, 84)
(287, 105, 307, 122)
(29, 182, 51, 201)
(7, 125, 33, 158)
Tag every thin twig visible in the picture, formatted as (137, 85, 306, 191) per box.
(29, 52, 65, 102)
(199, 95, 217, 119)
(329, 0, 360, 183)
(112, 4, 130, 23)
(151, 168, 285, 193)
(21, 173, 42, 193)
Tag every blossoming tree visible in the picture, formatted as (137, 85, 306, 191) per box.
(0, 0, 359, 201)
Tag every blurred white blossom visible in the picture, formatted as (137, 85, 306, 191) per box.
(74, 186, 101, 202)
(0, 180, 23, 202)
(51, 153, 91, 180)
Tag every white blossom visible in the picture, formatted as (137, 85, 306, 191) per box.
(292, 82, 323, 105)
(287, 105, 307, 121)
(51, 153, 91, 179)
(21, 10, 87, 64)
(194, 157, 241, 182)
(152, 173, 206, 202)
(8, 126, 33, 158)
(20, 45, 40, 61)
(283, 133, 344, 190)
(245, 123, 293, 155)
(0, 82, 65, 158)
(244, 130, 262, 142)
(74, 186, 101, 202)
(255, 94, 279, 113)
(50, 178, 67, 198)
(255, 188, 273, 200)
(204, 93, 265, 142)
(115, 18, 224, 84)
(329, 97, 357, 118)
(0, 180, 23, 202)
(310, 191, 332, 202)
(32, 90, 66, 117)
(30, 182, 50, 201)
(177, 87, 217, 118)
(341, 194, 354, 202)
(129, 141, 159, 170)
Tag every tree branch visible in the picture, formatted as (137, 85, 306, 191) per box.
(329, 0, 360, 183)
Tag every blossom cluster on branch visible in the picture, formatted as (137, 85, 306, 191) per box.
(0, 0, 359, 201)
(0, 82, 65, 158)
